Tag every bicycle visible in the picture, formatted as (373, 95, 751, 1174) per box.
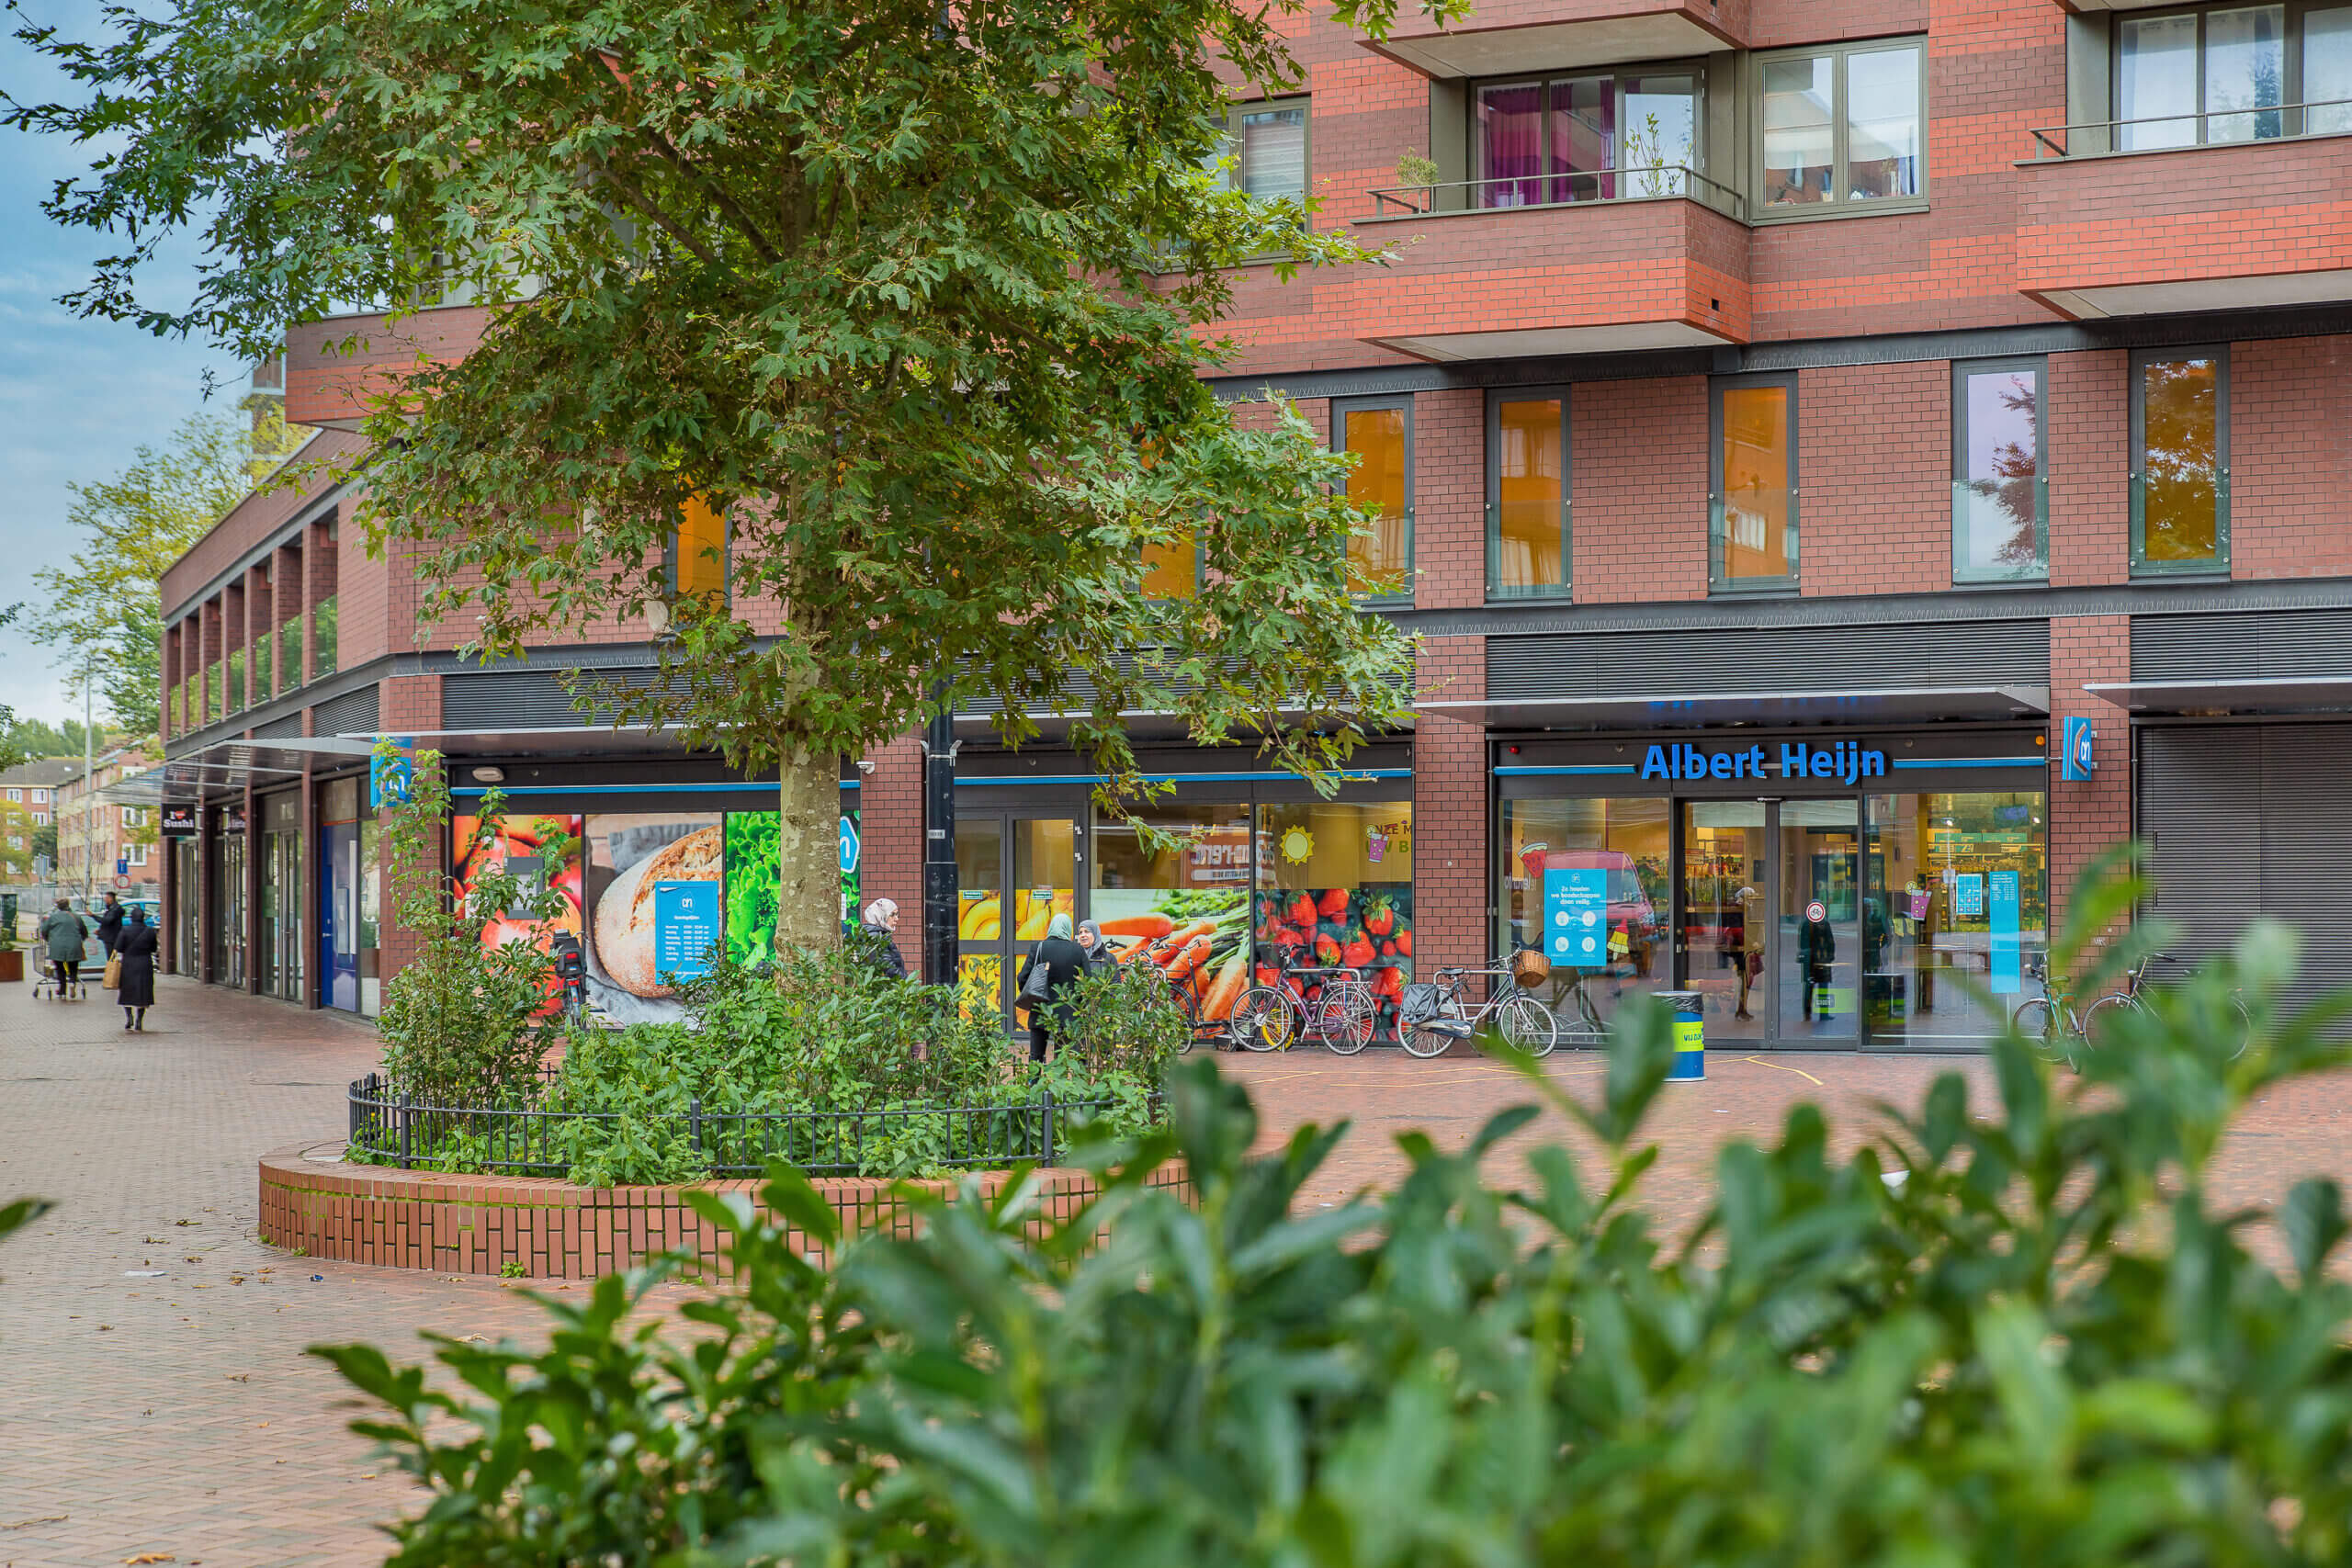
(1398, 960, 1560, 1059)
(1230, 962, 1379, 1055)
(1119, 931, 1237, 1055)
(2013, 952, 2250, 1058)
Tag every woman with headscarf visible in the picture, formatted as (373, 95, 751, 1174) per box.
(114, 906, 159, 1032)
(1076, 919, 1119, 975)
(1014, 912, 1090, 1063)
(860, 898, 907, 979)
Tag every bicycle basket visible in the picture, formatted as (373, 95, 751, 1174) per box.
(1399, 982, 1445, 1024)
(1510, 949, 1552, 987)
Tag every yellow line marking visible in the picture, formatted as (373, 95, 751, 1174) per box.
(1742, 1055, 1823, 1086)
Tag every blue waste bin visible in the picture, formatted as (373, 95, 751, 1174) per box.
(1657, 989, 1703, 1080)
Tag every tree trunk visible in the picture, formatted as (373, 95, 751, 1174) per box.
(774, 746, 844, 956)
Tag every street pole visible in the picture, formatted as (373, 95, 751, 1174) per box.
(922, 705, 958, 987)
(81, 649, 94, 906)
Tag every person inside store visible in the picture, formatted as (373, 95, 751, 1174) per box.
(1015, 913, 1090, 1063)
(37, 898, 85, 998)
(1735, 883, 1766, 1021)
(94, 891, 124, 957)
(115, 906, 158, 1032)
(1800, 904, 1838, 1023)
(859, 897, 908, 979)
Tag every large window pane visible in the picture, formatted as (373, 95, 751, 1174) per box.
(1341, 404, 1410, 598)
(312, 595, 339, 676)
(1623, 73, 1698, 197)
(1498, 797, 1669, 1037)
(1092, 803, 1251, 1021)
(1716, 384, 1793, 584)
(279, 617, 303, 690)
(1552, 74, 1615, 201)
(1955, 364, 2044, 581)
(2120, 14, 2200, 150)
(673, 495, 728, 604)
(1492, 397, 1566, 596)
(1238, 106, 1306, 203)
(1476, 83, 1546, 207)
(1846, 47, 1921, 198)
(1258, 800, 1414, 1039)
(1762, 55, 1835, 206)
(2206, 5, 2286, 141)
(1140, 530, 1196, 600)
(1865, 793, 2047, 1046)
(2137, 355, 2222, 567)
(2305, 7, 2352, 133)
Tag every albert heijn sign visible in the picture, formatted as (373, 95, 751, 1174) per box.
(1641, 739, 1889, 786)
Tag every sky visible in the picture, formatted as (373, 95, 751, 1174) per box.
(0, 4, 232, 726)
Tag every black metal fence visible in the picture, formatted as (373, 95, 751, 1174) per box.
(345, 1072, 1152, 1179)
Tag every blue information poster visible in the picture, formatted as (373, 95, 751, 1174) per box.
(1543, 867, 1610, 969)
(653, 880, 722, 984)
(1988, 870, 2021, 995)
(1952, 874, 1985, 920)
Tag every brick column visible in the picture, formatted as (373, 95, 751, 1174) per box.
(2049, 615, 2132, 941)
(860, 731, 926, 979)
(158, 827, 177, 974)
(196, 806, 215, 983)
(371, 675, 442, 990)
(1413, 635, 1487, 993)
(199, 598, 223, 728)
(300, 755, 320, 1009)
(1411, 389, 1486, 611)
(2047, 349, 2130, 590)
(161, 620, 181, 740)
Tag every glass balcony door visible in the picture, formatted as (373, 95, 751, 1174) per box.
(1475, 71, 1698, 209)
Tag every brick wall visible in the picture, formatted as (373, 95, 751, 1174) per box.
(1410, 389, 1484, 609)
(1799, 359, 1950, 597)
(2231, 335, 2352, 581)
(2048, 615, 2130, 937)
(2046, 349, 2128, 588)
(373, 675, 444, 984)
(1413, 636, 1487, 984)
(860, 732, 925, 979)
(1571, 377, 1711, 603)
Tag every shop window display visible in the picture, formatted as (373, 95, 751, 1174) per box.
(1256, 801, 1414, 1037)
(1092, 804, 1256, 1027)
(1863, 792, 2047, 1046)
(1501, 797, 1670, 1035)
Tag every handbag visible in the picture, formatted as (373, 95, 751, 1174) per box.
(103, 953, 123, 989)
(1017, 950, 1054, 1007)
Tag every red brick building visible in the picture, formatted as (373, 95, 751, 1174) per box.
(149, 0, 2352, 1044)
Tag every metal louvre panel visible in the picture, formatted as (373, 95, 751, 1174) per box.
(2143, 723, 2352, 1010)
(2132, 609, 2352, 682)
(441, 670, 664, 729)
(1487, 620, 2050, 703)
(251, 714, 303, 739)
(310, 686, 379, 739)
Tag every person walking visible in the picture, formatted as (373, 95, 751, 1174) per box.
(115, 906, 158, 1032)
(94, 892, 124, 958)
(37, 899, 86, 998)
(1014, 912, 1089, 1063)
(860, 897, 908, 979)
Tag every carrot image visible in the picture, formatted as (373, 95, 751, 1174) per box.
(1199, 948, 1250, 1021)
(1098, 913, 1175, 939)
(1163, 936, 1212, 983)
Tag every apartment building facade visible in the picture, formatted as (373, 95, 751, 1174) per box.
(54, 749, 160, 900)
(146, 0, 2352, 1044)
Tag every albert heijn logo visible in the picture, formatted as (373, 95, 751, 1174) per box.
(1640, 740, 1889, 786)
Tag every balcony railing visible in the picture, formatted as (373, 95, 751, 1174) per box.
(2028, 97, 2352, 159)
(1367, 165, 1746, 222)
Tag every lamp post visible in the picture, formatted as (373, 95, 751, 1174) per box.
(80, 647, 95, 906)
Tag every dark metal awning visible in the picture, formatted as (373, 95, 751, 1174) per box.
(392, 726, 699, 758)
(2085, 676, 2352, 716)
(99, 737, 381, 807)
(1421, 684, 2052, 732)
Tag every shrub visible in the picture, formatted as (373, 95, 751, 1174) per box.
(322, 853, 2352, 1566)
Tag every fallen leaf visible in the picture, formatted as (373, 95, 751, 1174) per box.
(96, 1325, 112, 1332)
(174, 1219, 196, 1226)
(222, 1374, 248, 1383)
(122, 1555, 175, 1564)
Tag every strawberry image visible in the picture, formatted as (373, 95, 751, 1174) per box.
(1341, 930, 1375, 969)
(1363, 897, 1395, 937)
(1287, 892, 1317, 928)
(1396, 929, 1413, 957)
(1374, 964, 1404, 998)
(1380, 940, 1396, 957)
(1315, 933, 1343, 966)
(1256, 965, 1279, 987)
(1317, 886, 1351, 919)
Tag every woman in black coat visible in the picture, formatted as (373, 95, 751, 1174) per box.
(115, 908, 159, 1032)
(1014, 914, 1090, 1063)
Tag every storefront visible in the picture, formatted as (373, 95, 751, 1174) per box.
(208, 805, 248, 988)
(257, 789, 304, 1002)
(1495, 728, 2050, 1049)
(955, 745, 1416, 1034)
(318, 775, 376, 1015)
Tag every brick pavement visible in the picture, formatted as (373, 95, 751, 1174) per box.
(5, 976, 2350, 1565)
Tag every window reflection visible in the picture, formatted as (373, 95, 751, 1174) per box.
(1493, 398, 1565, 595)
(2137, 355, 2222, 566)
(1956, 364, 2043, 581)
(1717, 384, 1792, 583)
(1341, 405, 1411, 598)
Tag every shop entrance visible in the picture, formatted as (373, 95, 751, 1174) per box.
(954, 813, 1081, 1029)
(1678, 798, 1860, 1044)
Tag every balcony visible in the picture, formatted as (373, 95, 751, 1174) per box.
(1365, 0, 1744, 78)
(283, 304, 489, 430)
(2018, 106, 2352, 319)
(1349, 172, 1748, 359)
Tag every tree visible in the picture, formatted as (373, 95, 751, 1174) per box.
(20, 408, 307, 741)
(10, 0, 1451, 953)
(0, 800, 40, 881)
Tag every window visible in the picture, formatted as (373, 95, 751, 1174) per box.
(29, 790, 43, 804)
(667, 495, 729, 604)
(1487, 391, 1569, 598)
(1711, 376, 1798, 592)
(2117, 5, 2352, 148)
(311, 597, 339, 678)
(129, 842, 149, 867)
(1756, 39, 1926, 212)
(4, 789, 17, 803)
(279, 617, 303, 691)
(1471, 68, 1702, 208)
(1953, 357, 2047, 582)
(2132, 347, 2229, 572)
(1140, 528, 1200, 600)
(1212, 97, 1307, 207)
(1335, 398, 1413, 600)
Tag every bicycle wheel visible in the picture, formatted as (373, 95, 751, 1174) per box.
(2228, 991, 2254, 1060)
(1230, 987, 1296, 1053)
(1497, 994, 1559, 1058)
(1400, 996, 1461, 1058)
(2010, 996, 2058, 1050)
(1319, 983, 1377, 1055)
(2083, 992, 2143, 1049)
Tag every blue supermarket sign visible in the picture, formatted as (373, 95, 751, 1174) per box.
(2062, 716, 2097, 781)
(653, 879, 721, 984)
(838, 815, 861, 875)
(1543, 867, 1610, 969)
(1640, 740, 1887, 785)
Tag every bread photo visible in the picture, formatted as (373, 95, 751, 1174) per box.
(592, 824, 724, 998)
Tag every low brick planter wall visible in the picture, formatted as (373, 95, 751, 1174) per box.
(259, 1141, 1191, 1280)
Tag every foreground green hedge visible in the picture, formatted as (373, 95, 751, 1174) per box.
(322, 860, 2352, 1566)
